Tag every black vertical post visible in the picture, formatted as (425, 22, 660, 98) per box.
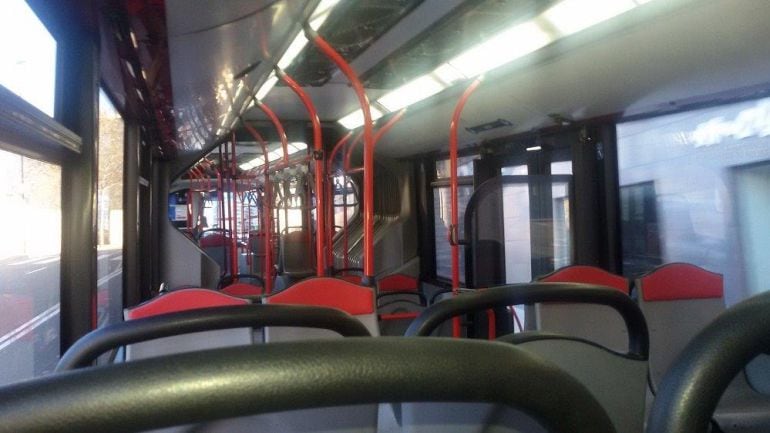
(571, 128, 602, 266)
(123, 123, 140, 307)
(598, 125, 622, 273)
(470, 157, 504, 288)
(58, 27, 99, 352)
(416, 159, 436, 282)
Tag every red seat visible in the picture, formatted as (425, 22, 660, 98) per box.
(377, 274, 419, 292)
(267, 277, 374, 315)
(539, 265, 629, 293)
(125, 288, 249, 320)
(338, 274, 363, 285)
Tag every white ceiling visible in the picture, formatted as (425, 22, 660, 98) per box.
(167, 0, 770, 160)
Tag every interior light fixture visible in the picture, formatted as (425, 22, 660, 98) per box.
(432, 63, 468, 86)
(543, 0, 637, 36)
(447, 21, 552, 78)
(239, 142, 309, 171)
(259, 0, 341, 98)
(338, 106, 384, 130)
(255, 73, 278, 101)
(378, 75, 446, 112)
(526, 145, 542, 152)
(337, 0, 656, 129)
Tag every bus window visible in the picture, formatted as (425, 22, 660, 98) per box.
(618, 96, 770, 305)
(96, 90, 124, 327)
(0, 0, 56, 116)
(0, 149, 61, 386)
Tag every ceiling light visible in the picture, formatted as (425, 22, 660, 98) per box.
(447, 21, 552, 78)
(526, 145, 542, 152)
(432, 63, 467, 86)
(543, 0, 637, 36)
(256, 73, 278, 101)
(338, 106, 384, 130)
(277, 33, 309, 70)
(378, 75, 446, 112)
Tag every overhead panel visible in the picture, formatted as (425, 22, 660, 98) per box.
(283, 0, 424, 87)
(363, 0, 558, 89)
(164, 0, 317, 158)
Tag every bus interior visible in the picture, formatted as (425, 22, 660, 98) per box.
(1, 0, 770, 432)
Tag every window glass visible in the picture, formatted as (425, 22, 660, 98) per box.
(332, 175, 358, 231)
(433, 185, 473, 281)
(96, 90, 124, 327)
(618, 96, 770, 305)
(551, 160, 573, 175)
(501, 165, 528, 175)
(436, 155, 477, 179)
(0, 0, 56, 116)
(0, 149, 61, 385)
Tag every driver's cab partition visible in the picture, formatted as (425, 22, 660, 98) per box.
(403, 283, 649, 433)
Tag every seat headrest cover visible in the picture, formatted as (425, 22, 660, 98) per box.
(377, 274, 419, 292)
(125, 289, 249, 320)
(539, 265, 629, 294)
(639, 263, 723, 301)
(266, 277, 375, 315)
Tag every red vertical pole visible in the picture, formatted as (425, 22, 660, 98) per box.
(255, 101, 289, 165)
(307, 27, 375, 285)
(277, 68, 326, 277)
(449, 77, 482, 337)
(243, 123, 273, 294)
(230, 134, 239, 277)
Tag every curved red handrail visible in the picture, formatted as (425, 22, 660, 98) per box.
(254, 101, 289, 165)
(307, 26, 375, 284)
(449, 77, 482, 337)
(277, 68, 326, 277)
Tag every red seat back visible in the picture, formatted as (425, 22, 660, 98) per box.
(377, 274, 419, 292)
(638, 263, 723, 301)
(268, 277, 374, 315)
(539, 265, 629, 293)
(125, 288, 248, 320)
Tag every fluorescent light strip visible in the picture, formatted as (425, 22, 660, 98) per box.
(239, 142, 309, 171)
(256, 0, 341, 101)
(543, 0, 637, 36)
(447, 21, 552, 78)
(338, 106, 384, 130)
(336, 0, 656, 129)
(379, 75, 446, 112)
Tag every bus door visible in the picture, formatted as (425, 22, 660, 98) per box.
(464, 173, 573, 289)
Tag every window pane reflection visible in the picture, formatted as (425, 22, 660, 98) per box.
(0, 149, 61, 385)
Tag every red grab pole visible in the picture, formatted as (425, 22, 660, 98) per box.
(306, 26, 376, 285)
(254, 101, 289, 165)
(449, 77, 483, 337)
(276, 68, 326, 277)
(243, 122, 273, 294)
